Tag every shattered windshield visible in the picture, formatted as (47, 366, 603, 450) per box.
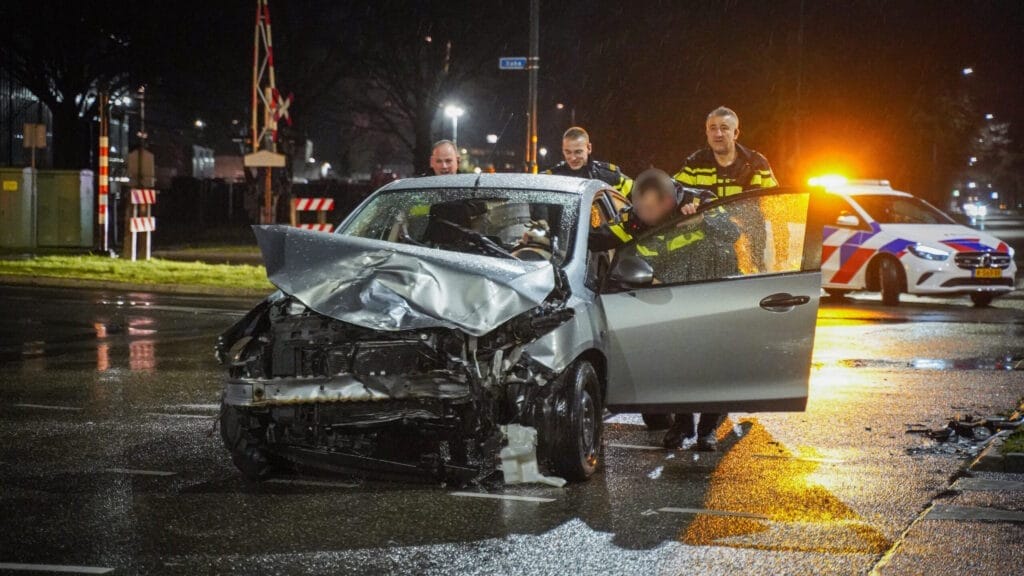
(338, 188, 579, 262)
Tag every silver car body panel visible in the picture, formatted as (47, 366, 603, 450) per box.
(254, 225, 556, 337)
(601, 272, 820, 412)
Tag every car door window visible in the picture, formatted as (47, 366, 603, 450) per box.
(616, 190, 812, 288)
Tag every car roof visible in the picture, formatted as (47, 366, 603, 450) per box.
(831, 184, 915, 198)
(380, 173, 606, 195)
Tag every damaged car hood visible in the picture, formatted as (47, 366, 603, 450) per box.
(254, 226, 556, 337)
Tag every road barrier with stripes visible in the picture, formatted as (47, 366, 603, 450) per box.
(129, 188, 157, 261)
(290, 197, 335, 232)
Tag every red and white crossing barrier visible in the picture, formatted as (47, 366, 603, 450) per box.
(290, 197, 335, 233)
(294, 197, 334, 212)
(298, 223, 333, 232)
(129, 217, 156, 232)
(129, 188, 157, 261)
(131, 188, 157, 205)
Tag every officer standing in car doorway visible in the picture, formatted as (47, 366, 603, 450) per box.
(663, 106, 778, 452)
(545, 127, 633, 196)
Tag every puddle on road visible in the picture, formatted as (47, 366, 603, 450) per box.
(828, 355, 1024, 371)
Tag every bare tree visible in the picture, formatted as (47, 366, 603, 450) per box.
(0, 0, 136, 168)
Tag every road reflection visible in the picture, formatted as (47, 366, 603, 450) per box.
(682, 419, 889, 553)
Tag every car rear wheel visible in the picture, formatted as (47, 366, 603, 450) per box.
(879, 258, 902, 306)
(220, 404, 274, 481)
(641, 413, 675, 430)
(970, 293, 995, 307)
(548, 361, 603, 482)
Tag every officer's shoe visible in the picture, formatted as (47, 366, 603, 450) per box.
(662, 423, 695, 449)
(694, 434, 718, 452)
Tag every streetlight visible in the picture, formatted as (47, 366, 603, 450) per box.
(486, 133, 499, 144)
(962, 67, 974, 76)
(444, 104, 465, 147)
(985, 113, 994, 120)
(194, 119, 205, 129)
(539, 147, 548, 158)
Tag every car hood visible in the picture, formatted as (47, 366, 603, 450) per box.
(253, 226, 556, 337)
(878, 224, 1012, 253)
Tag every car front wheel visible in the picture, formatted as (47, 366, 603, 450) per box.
(220, 403, 274, 481)
(547, 361, 603, 481)
(970, 292, 995, 307)
(879, 258, 902, 306)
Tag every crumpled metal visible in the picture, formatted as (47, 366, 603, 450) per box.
(254, 226, 555, 337)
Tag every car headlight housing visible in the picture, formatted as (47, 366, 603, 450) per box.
(908, 244, 950, 261)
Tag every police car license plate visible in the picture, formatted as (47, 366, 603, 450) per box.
(974, 268, 1002, 279)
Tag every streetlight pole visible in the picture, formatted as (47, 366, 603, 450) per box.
(444, 104, 465, 148)
(526, 0, 539, 173)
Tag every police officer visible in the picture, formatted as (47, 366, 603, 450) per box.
(423, 140, 460, 176)
(664, 106, 777, 452)
(546, 127, 633, 196)
(673, 106, 777, 196)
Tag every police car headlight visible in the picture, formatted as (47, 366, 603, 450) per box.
(908, 244, 950, 261)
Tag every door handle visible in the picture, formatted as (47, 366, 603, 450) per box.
(759, 293, 811, 312)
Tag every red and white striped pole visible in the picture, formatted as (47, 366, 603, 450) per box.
(98, 92, 110, 251)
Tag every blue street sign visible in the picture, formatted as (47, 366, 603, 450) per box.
(499, 57, 528, 70)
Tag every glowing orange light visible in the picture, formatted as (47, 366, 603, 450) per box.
(807, 174, 849, 189)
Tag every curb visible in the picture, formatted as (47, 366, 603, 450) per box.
(0, 275, 271, 299)
(969, 430, 1024, 473)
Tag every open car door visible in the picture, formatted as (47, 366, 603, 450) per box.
(601, 187, 824, 414)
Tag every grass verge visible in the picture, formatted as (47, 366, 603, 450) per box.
(1002, 427, 1024, 455)
(0, 254, 273, 292)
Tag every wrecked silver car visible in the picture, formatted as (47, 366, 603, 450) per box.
(216, 174, 824, 484)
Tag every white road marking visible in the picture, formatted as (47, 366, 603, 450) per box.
(751, 454, 845, 464)
(173, 403, 220, 411)
(146, 412, 212, 419)
(11, 403, 82, 412)
(266, 478, 359, 488)
(450, 491, 555, 503)
(606, 443, 663, 451)
(656, 507, 771, 520)
(0, 563, 113, 574)
(102, 468, 176, 477)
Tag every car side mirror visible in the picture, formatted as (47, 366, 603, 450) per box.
(607, 252, 654, 289)
(836, 213, 860, 227)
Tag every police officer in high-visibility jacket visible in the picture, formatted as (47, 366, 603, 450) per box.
(665, 106, 776, 452)
(673, 106, 778, 196)
(546, 127, 633, 196)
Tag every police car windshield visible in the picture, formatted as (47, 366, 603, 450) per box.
(338, 188, 579, 262)
(853, 194, 955, 225)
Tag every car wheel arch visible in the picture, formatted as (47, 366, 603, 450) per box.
(573, 349, 608, 403)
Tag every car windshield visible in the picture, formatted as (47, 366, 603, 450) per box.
(338, 187, 579, 262)
(852, 194, 954, 224)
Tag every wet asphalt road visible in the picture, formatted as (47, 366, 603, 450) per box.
(1, 282, 1023, 575)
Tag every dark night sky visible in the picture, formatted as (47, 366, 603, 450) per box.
(153, 1, 1024, 195)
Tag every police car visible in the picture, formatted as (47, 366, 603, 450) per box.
(812, 178, 1017, 307)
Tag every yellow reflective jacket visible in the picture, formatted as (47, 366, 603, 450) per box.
(672, 143, 778, 198)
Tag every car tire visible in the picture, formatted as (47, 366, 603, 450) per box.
(970, 293, 995, 307)
(220, 403, 274, 481)
(641, 413, 675, 430)
(879, 258, 902, 306)
(548, 361, 603, 482)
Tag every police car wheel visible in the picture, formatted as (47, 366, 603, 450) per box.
(641, 413, 675, 430)
(878, 258, 902, 306)
(548, 361, 603, 482)
(970, 293, 995, 307)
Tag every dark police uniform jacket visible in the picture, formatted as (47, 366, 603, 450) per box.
(545, 159, 633, 196)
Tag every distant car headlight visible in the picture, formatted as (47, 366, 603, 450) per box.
(964, 203, 979, 217)
(908, 244, 950, 261)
